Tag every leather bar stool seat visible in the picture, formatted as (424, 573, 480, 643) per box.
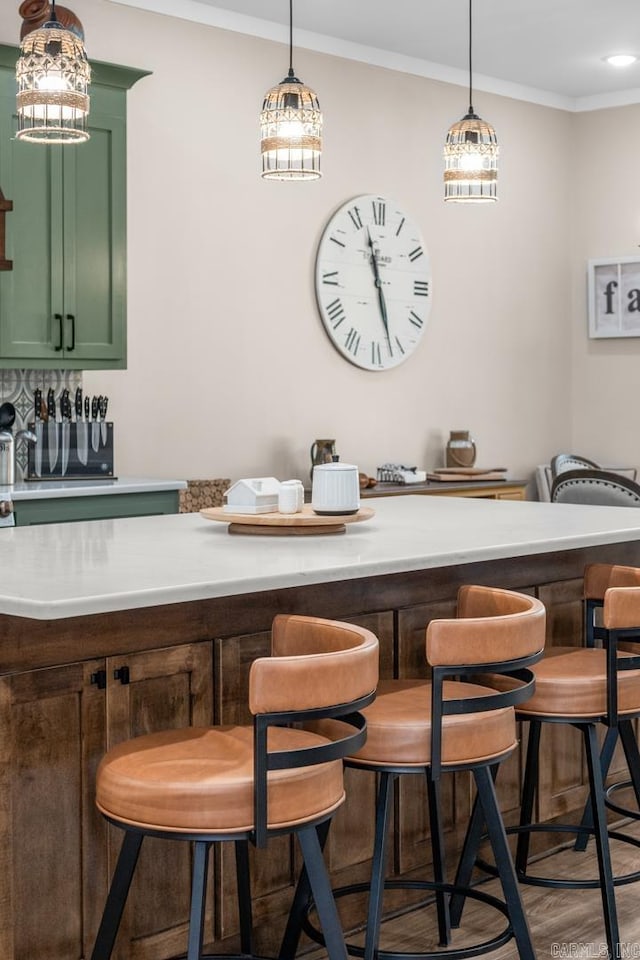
(90, 615, 380, 960)
(321, 679, 516, 768)
(488, 646, 640, 718)
(282, 586, 546, 960)
(97, 725, 345, 834)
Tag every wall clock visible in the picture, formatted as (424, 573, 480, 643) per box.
(315, 194, 432, 371)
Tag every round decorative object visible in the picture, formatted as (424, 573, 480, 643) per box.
(315, 195, 432, 371)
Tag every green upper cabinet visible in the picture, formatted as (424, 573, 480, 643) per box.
(0, 45, 148, 369)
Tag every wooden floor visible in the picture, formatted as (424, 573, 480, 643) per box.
(306, 820, 640, 960)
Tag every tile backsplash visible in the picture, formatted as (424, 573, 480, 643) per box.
(0, 370, 82, 480)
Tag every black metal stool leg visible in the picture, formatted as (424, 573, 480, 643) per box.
(574, 725, 618, 853)
(187, 841, 211, 960)
(474, 765, 536, 960)
(426, 770, 451, 946)
(235, 840, 254, 956)
(515, 720, 541, 875)
(297, 823, 348, 960)
(449, 763, 499, 928)
(583, 723, 619, 960)
(619, 718, 640, 809)
(91, 830, 144, 960)
(363, 771, 395, 960)
(279, 820, 331, 960)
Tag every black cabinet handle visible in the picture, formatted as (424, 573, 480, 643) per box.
(66, 313, 75, 351)
(54, 313, 63, 351)
(113, 666, 130, 685)
(90, 669, 107, 690)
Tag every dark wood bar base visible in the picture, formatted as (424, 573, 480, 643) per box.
(2, 539, 639, 959)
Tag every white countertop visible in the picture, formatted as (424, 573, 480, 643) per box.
(2, 495, 640, 621)
(0, 477, 186, 501)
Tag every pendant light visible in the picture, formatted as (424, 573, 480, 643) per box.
(260, 0, 322, 180)
(15, 0, 91, 144)
(444, 0, 498, 202)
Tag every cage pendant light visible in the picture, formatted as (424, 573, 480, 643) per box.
(444, 0, 498, 202)
(16, 0, 91, 144)
(260, 0, 322, 180)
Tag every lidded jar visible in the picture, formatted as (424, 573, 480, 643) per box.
(311, 457, 359, 516)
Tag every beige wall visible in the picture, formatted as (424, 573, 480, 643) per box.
(0, 0, 573, 485)
(570, 104, 640, 467)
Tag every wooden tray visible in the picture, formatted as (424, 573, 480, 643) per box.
(201, 504, 375, 536)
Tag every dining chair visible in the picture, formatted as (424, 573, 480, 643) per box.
(551, 469, 640, 506)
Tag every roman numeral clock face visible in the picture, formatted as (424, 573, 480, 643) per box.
(315, 195, 432, 370)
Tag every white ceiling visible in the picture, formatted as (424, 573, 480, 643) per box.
(109, 0, 640, 111)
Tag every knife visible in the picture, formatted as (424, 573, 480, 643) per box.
(100, 396, 108, 447)
(91, 395, 100, 453)
(60, 390, 71, 477)
(76, 387, 88, 466)
(46, 388, 58, 474)
(33, 388, 43, 478)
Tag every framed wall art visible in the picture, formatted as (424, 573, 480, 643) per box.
(588, 257, 640, 339)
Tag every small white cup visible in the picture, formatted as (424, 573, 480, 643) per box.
(279, 480, 303, 514)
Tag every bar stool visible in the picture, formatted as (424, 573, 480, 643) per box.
(577, 563, 640, 836)
(281, 585, 545, 960)
(452, 564, 640, 960)
(89, 615, 379, 960)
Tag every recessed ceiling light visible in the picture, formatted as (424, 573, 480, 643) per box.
(604, 54, 638, 67)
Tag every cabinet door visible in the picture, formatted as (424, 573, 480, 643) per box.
(106, 641, 214, 960)
(63, 102, 126, 363)
(0, 74, 127, 368)
(0, 96, 64, 361)
(0, 659, 107, 960)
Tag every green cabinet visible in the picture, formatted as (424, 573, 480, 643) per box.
(0, 45, 148, 369)
(13, 489, 181, 526)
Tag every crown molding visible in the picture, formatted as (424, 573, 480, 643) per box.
(106, 0, 640, 113)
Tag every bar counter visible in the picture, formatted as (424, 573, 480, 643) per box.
(2, 494, 640, 620)
(3, 495, 640, 959)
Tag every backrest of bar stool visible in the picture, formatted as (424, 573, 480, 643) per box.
(584, 563, 640, 641)
(249, 615, 379, 845)
(249, 615, 379, 714)
(427, 586, 546, 666)
(425, 586, 546, 775)
(580, 565, 640, 724)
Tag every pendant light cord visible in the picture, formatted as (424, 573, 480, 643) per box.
(468, 0, 474, 115)
(288, 0, 294, 78)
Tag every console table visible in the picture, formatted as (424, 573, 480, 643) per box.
(360, 478, 527, 500)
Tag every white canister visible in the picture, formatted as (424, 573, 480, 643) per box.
(279, 480, 303, 514)
(311, 459, 360, 515)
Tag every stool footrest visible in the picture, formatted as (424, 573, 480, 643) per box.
(302, 879, 514, 960)
(605, 780, 640, 821)
(474, 824, 640, 889)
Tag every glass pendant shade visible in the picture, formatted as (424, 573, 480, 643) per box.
(16, 20, 91, 143)
(444, 111, 498, 202)
(260, 73, 322, 180)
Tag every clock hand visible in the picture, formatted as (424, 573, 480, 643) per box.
(366, 228, 392, 355)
